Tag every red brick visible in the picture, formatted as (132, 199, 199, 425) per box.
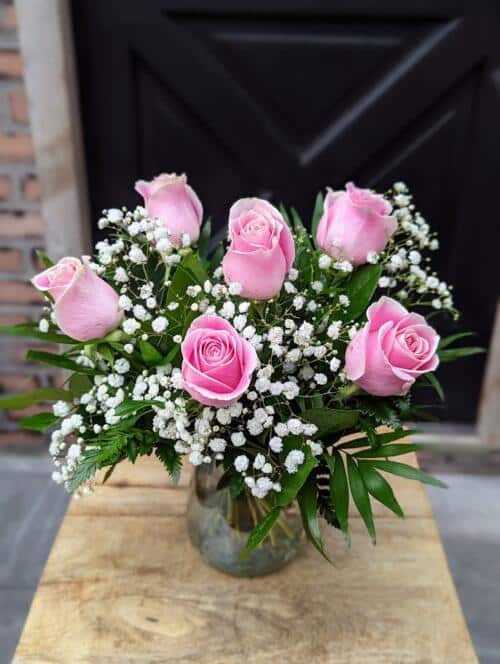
(0, 374, 36, 393)
(0, 312, 28, 326)
(16, 343, 57, 361)
(0, 431, 44, 447)
(0, 174, 11, 200)
(0, 213, 44, 237)
(9, 88, 29, 124)
(0, 131, 34, 161)
(9, 403, 49, 420)
(0, 51, 23, 78)
(23, 174, 40, 201)
(2, 4, 17, 32)
(0, 248, 22, 272)
(0, 280, 44, 304)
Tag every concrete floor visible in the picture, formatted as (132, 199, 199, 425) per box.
(0, 453, 499, 664)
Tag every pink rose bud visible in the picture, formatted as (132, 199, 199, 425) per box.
(316, 182, 397, 266)
(135, 173, 203, 247)
(345, 296, 440, 396)
(222, 198, 295, 300)
(32, 257, 123, 342)
(181, 314, 257, 407)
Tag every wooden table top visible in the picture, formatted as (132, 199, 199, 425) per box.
(14, 453, 477, 663)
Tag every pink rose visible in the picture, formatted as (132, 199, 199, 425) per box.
(135, 173, 203, 247)
(316, 182, 397, 265)
(32, 257, 123, 342)
(181, 314, 257, 407)
(345, 296, 439, 396)
(222, 198, 295, 300)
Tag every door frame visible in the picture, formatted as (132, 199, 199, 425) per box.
(15, 0, 498, 444)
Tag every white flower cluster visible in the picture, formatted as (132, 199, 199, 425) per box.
(377, 183, 456, 316)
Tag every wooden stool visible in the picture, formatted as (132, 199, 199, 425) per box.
(14, 453, 477, 663)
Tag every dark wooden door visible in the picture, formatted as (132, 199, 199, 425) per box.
(72, 3, 500, 421)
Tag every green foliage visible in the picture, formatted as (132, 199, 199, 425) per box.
(114, 399, 162, 417)
(354, 443, 423, 458)
(138, 339, 163, 365)
(438, 346, 485, 363)
(360, 459, 447, 488)
(298, 476, 330, 562)
(290, 207, 313, 249)
(346, 455, 376, 544)
(324, 452, 350, 544)
(26, 350, 97, 374)
(302, 408, 360, 438)
(0, 387, 72, 410)
(35, 249, 54, 268)
(336, 427, 416, 450)
(68, 374, 92, 397)
(275, 438, 318, 506)
(422, 372, 444, 401)
(155, 445, 182, 484)
(239, 507, 282, 560)
(343, 264, 382, 320)
(438, 332, 475, 349)
(19, 412, 60, 431)
(198, 217, 212, 260)
(358, 463, 404, 518)
(0, 322, 75, 344)
(310, 192, 324, 244)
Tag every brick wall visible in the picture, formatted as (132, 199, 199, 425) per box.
(0, 1, 54, 450)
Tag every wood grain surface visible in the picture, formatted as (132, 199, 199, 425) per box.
(14, 453, 477, 663)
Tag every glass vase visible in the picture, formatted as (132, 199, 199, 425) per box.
(187, 461, 303, 577)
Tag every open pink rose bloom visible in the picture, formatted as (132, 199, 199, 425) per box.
(345, 296, 440, 396)
(316, 182, 397, 266)
(181, 314, 257, 407)
(222, 198, 295, 300)
(135, 173, 203, 247)
(32, 257, 122, 342)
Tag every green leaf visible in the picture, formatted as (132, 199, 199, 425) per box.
(25, 350, 96, 374)
(346, 455, 376, 544)
(311, 191, 324, 244)
(102, 463, 117, 484)
(97, 344, 114, 364)
(275, 439, 318, 507)
(337, 428, 417, 450)
(167, 252, 208, 303)
(361, 459, 447, 488)
(438, 346, 485, 363)
(298, 476, 330, 562)
(0, 323, 75, 344)
(354, 443, 423, 458)
(114, 399, 162, 417)
(19, 412, 60, 431)
(67, 455, 99, 492)
(438, 332, 475, 350)
(324, 452, 350, 544)
(358, 463, 404, 518)
(343, 264, 382, 320)
(290, 207, 313, 249)
(279, 203, 292, 227)
(35, 249, 54, 268)
(138, 339, 163, 365)
(302, 408, 359, 437)
(423, 372, 444, 401)
(198, 217, 212, 260)
(239, 507, 282, 560)
(209, 242, 224, 271)
(0, 387, 72, 410)
(68, 374, 92, 397)
(155, 445, 182, 484)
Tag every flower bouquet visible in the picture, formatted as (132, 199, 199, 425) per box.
(0, 174, 482, 575)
